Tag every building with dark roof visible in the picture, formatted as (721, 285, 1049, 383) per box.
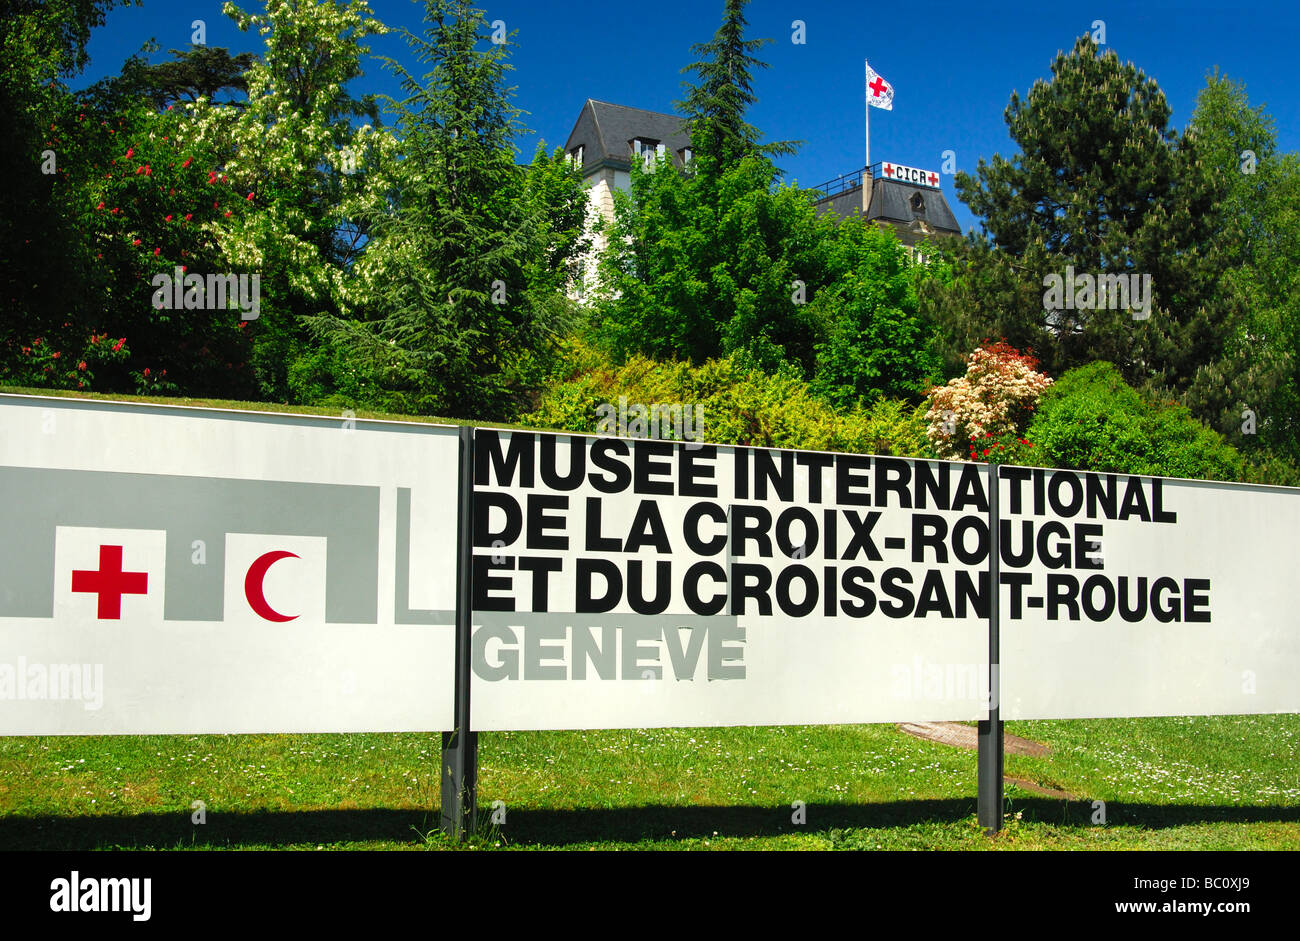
(563, 99, 694, 178)
(811, 161, 961, 249)
(562, 100, 962, 296)
(563, 100, 695, 298)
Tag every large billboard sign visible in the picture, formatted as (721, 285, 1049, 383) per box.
(2, 395, 1297, 737)
(469, 430, 994, 730)
(999, 467, 1300, 719)
(0, 395, 460, 735)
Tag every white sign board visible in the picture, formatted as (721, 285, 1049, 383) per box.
(469, 431, 992, 730)
(999, 467, 1300, 719)
(881, 161, 941, 188)
(0, 395, 460, 734)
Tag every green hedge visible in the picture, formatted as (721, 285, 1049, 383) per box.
(1027, 362, 1246, 481)
(521, 340, 934, 457)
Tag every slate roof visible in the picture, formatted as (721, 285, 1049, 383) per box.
(865, 176, 960, 233)
(563, 99, 693, 174)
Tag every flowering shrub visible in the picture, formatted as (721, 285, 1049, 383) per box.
(924, 341, 1052, 460)
(964, 429, 1037, 465)
(6, 332, 131, 390)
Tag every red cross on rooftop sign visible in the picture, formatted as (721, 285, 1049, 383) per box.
(879, 161, 941, 190)
(72, 544, 148, 619)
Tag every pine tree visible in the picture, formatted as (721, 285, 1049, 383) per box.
(676, 0, 798, 175)
(930, 35, 1234, 404)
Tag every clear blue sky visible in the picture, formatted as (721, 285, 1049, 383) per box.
(79, 0, 1300, 234)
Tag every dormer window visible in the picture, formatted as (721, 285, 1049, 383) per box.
(909, 192, 926, 216)
(679, 147, 693, 166)
(631, 138, 664, 168)
(567, 145, 584, 168)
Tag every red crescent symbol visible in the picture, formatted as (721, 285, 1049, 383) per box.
(244, 550, 299, 622)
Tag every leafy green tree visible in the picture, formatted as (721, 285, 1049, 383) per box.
(809, 218, 940, 407)
(129, 45, 256, 109)
(916, 235, 1055, 377)
(592, 0, 936, 408)
(183, 0, 397, 400)
(594, 146, 939, 404)
(1182, 73, 1300, 464)
(79, 100, 257, 395)
(0, 0, 132, 374)
(594, 153, 832, 372)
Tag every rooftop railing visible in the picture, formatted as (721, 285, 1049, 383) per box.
(810, 162, 882, 199)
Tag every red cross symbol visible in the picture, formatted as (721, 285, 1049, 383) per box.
(927, 172, 939, 185)
(72, 545, 148, 619)
(883, 163, 895, 177)
(869, 77, 888, 98)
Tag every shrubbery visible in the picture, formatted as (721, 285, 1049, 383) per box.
(522, 340, 933, 457)
(924, 341, 1052, 460)
(1027, 362, 1246, 481)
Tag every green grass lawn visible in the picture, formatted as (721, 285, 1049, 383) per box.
(2, 716, 1297, 850)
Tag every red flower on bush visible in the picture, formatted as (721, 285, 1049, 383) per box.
(52, 351, 61, 360)
(77, 361, 87, 371)
(143, 368, 151, 377)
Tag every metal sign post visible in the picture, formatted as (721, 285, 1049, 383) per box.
(441, 425, 479, 839)
(977, 462, 1004, 833)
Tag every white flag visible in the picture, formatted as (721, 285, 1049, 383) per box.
(865, 61, 894, 111)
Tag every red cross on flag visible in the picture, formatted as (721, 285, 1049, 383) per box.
(865, 61, 894, 111)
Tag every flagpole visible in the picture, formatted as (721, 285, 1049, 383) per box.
(864, 59, 871, 213)
(864, 59, 870, 175)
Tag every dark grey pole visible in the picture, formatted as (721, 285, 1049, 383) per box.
(977, 461, 1003, 833)
(441, 424, 478, 840)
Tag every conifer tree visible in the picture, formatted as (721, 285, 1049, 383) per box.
(928, 35, 1234, 403)
(336, 0, 585, 417)
(676, 0, 797, 175)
